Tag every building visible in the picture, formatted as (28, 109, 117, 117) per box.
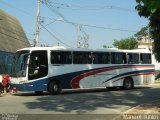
(138, 35, 160, 77)
(0, 9, 30, 74)
(138, 35, 152, 50)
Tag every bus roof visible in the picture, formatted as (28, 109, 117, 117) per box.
(17, 46, 151, 53)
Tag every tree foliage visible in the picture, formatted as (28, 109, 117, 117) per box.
(113, 37, 138, 50)
(135, 0, 160, 61)
(134, 26, 148, 39)
(103, 45, 112, 48)
(136, 0, 160, 14)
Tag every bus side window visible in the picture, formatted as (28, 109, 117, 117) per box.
(73, 52, 82, 64)
(85, 52, 92, 64)
(127, 54, 133, 64)
(123, 53, 127, 64)
(140, 53, 151, 64)
(51, 51, 72, 64)
(133, 53, 139, 64)
(111, 53, 115, 64)
(127, 53, 139, 64)
(73, 52, 92, 64)
(149, 54, 151, 63)
(93, 52, 110, 64)
(111, 52, 126, 64)
(140, 54, 143, 64)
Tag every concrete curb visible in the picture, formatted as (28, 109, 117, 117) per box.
(124, 99, 160, 114)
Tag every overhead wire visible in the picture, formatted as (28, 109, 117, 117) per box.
(41, 0, 137, 33)
(42, 1, 88, 32)
(41, 0, 90, 47)
(0, 0, 35, 18)
(1, 0, 139, 48)
(1, 0, 74, 47)
(40, 23, 73, 48)
(45, 25, 75, 46)
(1, 0, 52, 21)
(46, 1, 135, 12)
(41, 0, 79, 47)
(0, 0, 53, 46)
(57, 20, 138, 33)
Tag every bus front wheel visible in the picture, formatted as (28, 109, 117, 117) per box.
(48, 81, 62, 95)
(123, 77, 134, 90)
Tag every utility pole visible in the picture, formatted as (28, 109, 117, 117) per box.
(34, 0, 40, 47)
(76, 24, 89, 48)
(83, 34, 89, 48)
(77, 24, 80, 48)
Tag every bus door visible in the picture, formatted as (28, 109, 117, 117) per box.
(28, 50, 48, 80)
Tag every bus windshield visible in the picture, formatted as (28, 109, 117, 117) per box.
(10, 50, 30, 77)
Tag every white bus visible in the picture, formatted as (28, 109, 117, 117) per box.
(9, 46, 155, 94)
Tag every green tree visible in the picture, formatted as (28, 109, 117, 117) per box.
(103, 45, 112, 48)
(113, 37, 138, 49)
(135, 0, 160, 61)
(134, 26, 148, 39)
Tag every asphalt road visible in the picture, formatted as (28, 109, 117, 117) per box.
(0, 85, 160, 120)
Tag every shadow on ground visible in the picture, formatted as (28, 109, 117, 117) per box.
(16, 86, 160, 114)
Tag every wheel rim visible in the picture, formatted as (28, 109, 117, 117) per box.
(53, 84, 58, 92)
(125, 80, 131, 88)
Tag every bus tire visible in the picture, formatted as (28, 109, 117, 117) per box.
(35, 91, 43, 95)
(48, 81, 62, 95)
(123, 77, 134, 90)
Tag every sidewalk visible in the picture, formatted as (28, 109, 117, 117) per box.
(126, 81, 160, 114)
(117, 99, 160, 120)
(117, 81, 160, 120)
(124, 99, 160, 114)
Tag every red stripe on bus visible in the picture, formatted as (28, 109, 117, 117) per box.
(70, 65, 154, 89)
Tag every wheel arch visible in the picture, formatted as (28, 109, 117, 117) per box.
(124, 76, 133, 82)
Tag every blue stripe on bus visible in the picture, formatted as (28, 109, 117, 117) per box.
(103, 69, 155, 83)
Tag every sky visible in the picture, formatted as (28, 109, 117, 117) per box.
(0, 0, 149, 49)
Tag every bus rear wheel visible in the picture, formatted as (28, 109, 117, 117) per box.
(48, 81, 62, 95)
(123, 77, 134, 90)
